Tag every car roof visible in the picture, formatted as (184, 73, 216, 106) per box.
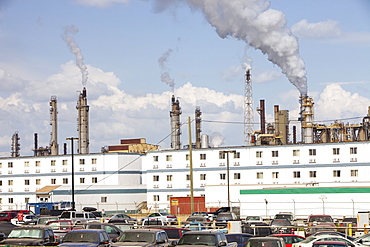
(68, 229, 106, 232)
(270, 234, 305, 237)
(313, 241, 348, 245)
(124, 228, 165, 233)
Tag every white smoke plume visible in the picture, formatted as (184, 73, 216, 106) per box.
(154, 0, 308, 95)
(210, 132, 225, 148)
(62, 25, 89, 86)
(158, 48, 175, 91)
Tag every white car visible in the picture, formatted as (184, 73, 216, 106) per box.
(292, 234, 364, 247)
(140, 212, 178, 224)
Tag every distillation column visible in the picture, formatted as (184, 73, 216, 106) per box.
(77, 87, 90, 154)
(301, 96, 314, 143)
(49, 96, 58, 155)
(195, 107, 202, 149)
(170, 95, 182, 149)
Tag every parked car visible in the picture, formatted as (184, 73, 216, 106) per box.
(312, 232, 355, 241)
(274, 213, 295, 222)
(184, 222, 207, 231)
(312, 241, 348, 247)
(354, 233, 370, 246)
(35, 216, 60, 226)
(85, 222, 124, 241)
(59, 211, 98, 223)
(107, 214, 137, 224)
(245, 216, 263, 222)
(246, 236, 286, 247)
(174, 230, 238, 247)
(112, 228, 169, 247)
(270, 234, 306, 247)
(143, 226, 190, 241)
(292, 234, 364, 247)
(307, 215, 336, 227)
(185, 216, 211, 225)
(215, 212, 238, 227)
(242, 221, 272, 237)
(0, 226, 56, 246)
(46, 220, 85, 244)
(270, 219, 295, 234)
(141, 212, 178, 225)
(59, 229, 111, 247)
(226, 233, 254, 247)
(0, 211, 17, 222)
(338, 218, 357, 233)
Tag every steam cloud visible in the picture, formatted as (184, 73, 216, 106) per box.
(210, 132, 225, 148)
(154, 0, 308, 95)
(62, 25, 89, 86)
(158, 49, 175, 91)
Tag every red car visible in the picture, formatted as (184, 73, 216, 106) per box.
(0, 212, 17, 222)
(270, 234, 306, 247)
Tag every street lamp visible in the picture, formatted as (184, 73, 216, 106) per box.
(220, 150, 236, 208)
(66, 137, 78, 211)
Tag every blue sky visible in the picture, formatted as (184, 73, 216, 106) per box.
(0, 0, 369, 156)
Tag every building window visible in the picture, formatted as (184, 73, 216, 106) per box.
(272, 151, 279, 157)
(8, 180, 13, 186)
(272, 172, 279, 179)
(36, 161, 40, 167)
(8, 198, 13, 204)
(351, 170, 358, 177)
(293, 150, 300, 157)
(0, 163, 2, 168)
(153, 156, 159, 162)
(200, 154, 206, 160)
(91, 158, 97, 164)
(80, 178, 85, 184)
(220, 173, 226, 180)
(167, 175, 172, 181)
(92, 177, 98, 183)
(153, 175, 159, 182)
(62, 160, 68, 166)
(185, 154, 189, 160)
(24, 161, 29, 167)
(79, 159, 85, 165)
(310, 171, 317, 178)
(293, 171, 301, 178)
(167, 195, 173, 201)
(0, 180, 2, 186)
(309, 149, 316, 156)
(186, 174, 190, 181)
(256, 151, 263, 158)
(257, 172, 263, 179)
(51, 179, 56, 184)
(234, 173, 241, 179)
(200, 174, 206, 180)
(166, 155, 172, 161)
(333, 148, 340, 155)
(25, 198, 30, 204)
(8, 162, 13, 168)
(36, 179, 41, 185)
(25, 179, 30, 185)
(153, 195, 159, 201)
(0, 198, 2, 204)
(234, 152, 241, 159)
(101, 197, 107, 203)
(350, 147, 357, 154)
(51, 160, 56, 166)
(219, 152, 226, 159)
(63, 178, 68, 184)
(333, 170, 341, 177)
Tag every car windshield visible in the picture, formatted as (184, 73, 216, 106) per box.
(246, 216, 261, 221)
(178, 234, 217, 245)
(271, 220, 291, 226)
(246, 239, 283, 247)
(119, 232, 154, 243)
(8, 229, 42, 239)
(62, 232, 99, 243)
(309, 217, 333, 222)
(160, 213, 170, 216)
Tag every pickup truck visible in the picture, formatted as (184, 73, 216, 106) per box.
(0, 226, 56, 246)
(112, 228, 169, 247)
(173, 231, 238, 247)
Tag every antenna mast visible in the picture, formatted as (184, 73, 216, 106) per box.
(244, 69, 253, 145)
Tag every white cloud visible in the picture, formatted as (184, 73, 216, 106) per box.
(75, 0, 129, 8)
(291, 19, 342, 39)
(254, 70, 282, 84)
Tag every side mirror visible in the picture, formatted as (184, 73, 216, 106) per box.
(219, 242, 227, 247)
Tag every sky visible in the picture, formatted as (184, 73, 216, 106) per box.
(0, 0, 369, 157)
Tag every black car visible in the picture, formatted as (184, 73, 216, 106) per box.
(215, 212, 238, 227)
(226, 233, 254, 247)
(59, 229, 110, 247)
(85, 222, 124, 241)
(0, 226, 56, 246)
(242, 222, 272, 237)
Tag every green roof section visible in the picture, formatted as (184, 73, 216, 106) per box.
(240, 187, 370, 195)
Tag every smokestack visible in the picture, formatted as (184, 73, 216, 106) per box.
(11, 131, 20, 157)
(195, 107, 202, 149)
(77, 87, 90, 154)
(63, 143, 67, 155)
(293, 126, 297, 144)
(50, 96, 58, 155)
(170, 95, 181, 149)
(257, 99, 266, 134)
(300, 95, 314, 143)
(274, 105, 279, 135)
(34, 133, 38, 156)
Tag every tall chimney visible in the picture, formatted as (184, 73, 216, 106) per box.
(49, 96, 58, 155)
(257, 99, 266, 134)
(34, 133, 38, 156)
(195, 107, 202, 149)
(77, 87, 89, 154)
(170, 95, 181, 149)
(274, 105, 280, 135)
(11, 131, 20, 157)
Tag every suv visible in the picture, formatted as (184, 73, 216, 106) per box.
(307, 215, 335, 227)
(59, 211, 97, 223)
(59, 229, 110, 247)
(0, 226, 56, 246)
(274, 212, 294, 222)
(0, 211, 17, 222)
